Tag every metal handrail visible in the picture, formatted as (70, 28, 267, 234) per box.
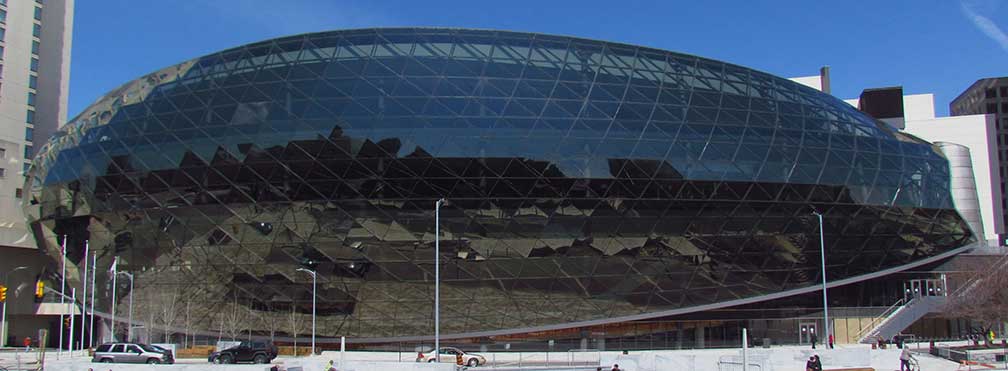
(855, 297, 907, 342)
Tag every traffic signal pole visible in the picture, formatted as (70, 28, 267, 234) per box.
(0, 284, 7, 347)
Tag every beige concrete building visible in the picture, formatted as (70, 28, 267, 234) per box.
(0, 0, 73, 346)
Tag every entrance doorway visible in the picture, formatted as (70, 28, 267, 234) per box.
(799, 321, 818, 344)
(903, 278, 945, 300)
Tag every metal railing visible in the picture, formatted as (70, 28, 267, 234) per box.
(716, 355, 766, 371)
(0, 351, 43, 371)
(855, 297, 906, 342)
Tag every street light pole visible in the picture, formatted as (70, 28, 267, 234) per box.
(296, 268, 316, 355)
(813, 211, 829, 343)
(1, 266, 29, 347)
(434, 198, 444, 360)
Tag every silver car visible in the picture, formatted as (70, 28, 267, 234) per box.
(92, 342, 174, 364)
(425, 347, 486, 367)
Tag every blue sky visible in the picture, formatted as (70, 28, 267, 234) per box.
(69, 0, 1007, 118)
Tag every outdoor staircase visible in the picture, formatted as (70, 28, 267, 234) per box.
(858, 296, 947, 343)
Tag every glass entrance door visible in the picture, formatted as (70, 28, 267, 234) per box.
(799, 321, 818, 344)
(904, 279, 946, 300)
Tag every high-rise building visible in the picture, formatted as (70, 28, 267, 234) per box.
(0, 0, 73, 346)
(951, 77, 1008, 245)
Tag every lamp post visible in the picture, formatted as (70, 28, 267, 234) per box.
(434, 198, 445, 360)
(812, 210, 829, 343)
(296, 268, 316, 355)
(2, 266, 29, 347)
(116, 272, 134, 342)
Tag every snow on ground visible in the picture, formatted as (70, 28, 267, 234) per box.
(4, 343, 964, 371)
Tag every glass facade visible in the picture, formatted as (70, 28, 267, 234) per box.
(25, 28, 972, 341)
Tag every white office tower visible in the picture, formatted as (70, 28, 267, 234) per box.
(0, 0, 73, 248)
(842, 88, 1004, 249)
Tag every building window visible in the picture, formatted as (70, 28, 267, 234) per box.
(0, 148, 5, 158)
(0, 168, 6, 178)
(28, 75, 37, 89)
(24, 127, 32, 142)
(31, 41, 39, 55)
(1001, 87, 1008, 97)
(29, 57, 38, 72)
(14, 188, 21, 199)
(990, 103, 999, 114)
(0, 45, 5, 59)
(22, 163, 28, 174)
(33, 6, 41, 21)
(25, 110, 34, 124)
(0, 27, 5, 41)
(27, 92, 34, 106)
(988, 89, 998, 99)
(1003, 102, 1008, 114)
(32, 24, 40, 37)
(0, 9, 6, 23)
(23, 145, 31, 159)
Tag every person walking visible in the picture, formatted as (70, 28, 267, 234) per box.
(805, 356, 816, 371)
(23, 336, 31, 352)
(828, 333, 834, 349)
(812, 355, 823, 371)
(810, 332, 818, 349)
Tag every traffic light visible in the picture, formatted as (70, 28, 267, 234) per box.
(0, 285, 7, 302)
(34, 281, 44, 302)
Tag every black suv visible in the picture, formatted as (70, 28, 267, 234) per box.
(208, 341, 278, 364)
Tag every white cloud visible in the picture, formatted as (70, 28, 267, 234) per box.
(961, 0, 1008, 52)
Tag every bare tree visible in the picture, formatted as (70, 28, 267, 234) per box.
(945, 254, 1008, 344)
(183, 297, 192, 348)
(156, 287, 181, 343)
(258, 303, 280, 342)
(221, 293, 245, 341)
(288, 304, 305, 355)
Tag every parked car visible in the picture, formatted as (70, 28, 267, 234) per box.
(208, 341, 278, 364)
(92, 342, 174, 364)
(424, 347, 486, 367)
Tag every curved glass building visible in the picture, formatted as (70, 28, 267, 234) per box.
(26, 28, 972, 345)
